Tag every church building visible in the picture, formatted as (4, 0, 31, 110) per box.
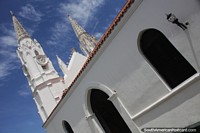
(12, 0, 200, 132)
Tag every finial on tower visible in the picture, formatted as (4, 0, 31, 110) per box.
(10, 11, 14, 16)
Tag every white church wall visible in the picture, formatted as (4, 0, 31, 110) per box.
(134, 78, 200, 128)
(45, 81, 95, 133)
(109, 0, 200, 129)
(38, 86, 57, 116)
(49, 81, 65, 100)
(101, 0, 200, 117)
(45, 0, 200, 132)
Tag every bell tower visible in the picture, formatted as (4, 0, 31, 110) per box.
(68, 15, 98, 56)
(11, 12, 66, 122)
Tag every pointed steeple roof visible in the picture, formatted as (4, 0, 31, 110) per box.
(11, 11, 30, 42)
(68, 15, 86, 38)
(56, 55, 68, 75)
(68, 15, 97, 56)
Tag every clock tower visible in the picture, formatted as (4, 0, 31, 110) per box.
(12, 12, 66, 122)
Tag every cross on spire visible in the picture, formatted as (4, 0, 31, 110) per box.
(10, 11, 14, 16)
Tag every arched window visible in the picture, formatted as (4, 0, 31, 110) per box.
(34, 50, 39, 56)
(90, 89, 131, 133)
(139, 29, 197, 88)
(62, 121, 74, 133)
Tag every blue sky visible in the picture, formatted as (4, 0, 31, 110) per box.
(0, 0, 125, 133)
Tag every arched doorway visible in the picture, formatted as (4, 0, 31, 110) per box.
(139, 29, 197, 88)
(62, 120, 74, 133)
(90, 89, 131, 133)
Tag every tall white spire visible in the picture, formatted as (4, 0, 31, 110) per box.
(68, 15, 86, 38)
(68, 15, 98, 56)
(12, 13, 66, 122)
(11, 11, 30, 42)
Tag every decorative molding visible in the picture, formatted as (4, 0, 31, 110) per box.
(85, 113, 94, 120)
(108, 90, 117, 101)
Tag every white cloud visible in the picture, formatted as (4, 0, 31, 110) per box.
(0, 36, 16, 47)
(0, 59, 18, 80)
(59, 0, 105, 25)
(0, 50, 17, 61)
(94, 32, 103, 40)
(19, 4, 43, 22)
(47, 0, 105, 54)
(0, 25, 17, 47)
(18, 84, 31, 97)
(0, 47, 19, 80)
(0, 26, 19, 80)
(47, 22, 69, 45)
(47, 0, 104, 47)
(52, 22, 69, 36)
(27, 28, 34, 36)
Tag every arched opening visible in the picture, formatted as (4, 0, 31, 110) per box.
(62, 120, 74, 133)
(90, 89, 131, 133)
(139, 29, 197, 88)
(34, 50, 39, 56)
